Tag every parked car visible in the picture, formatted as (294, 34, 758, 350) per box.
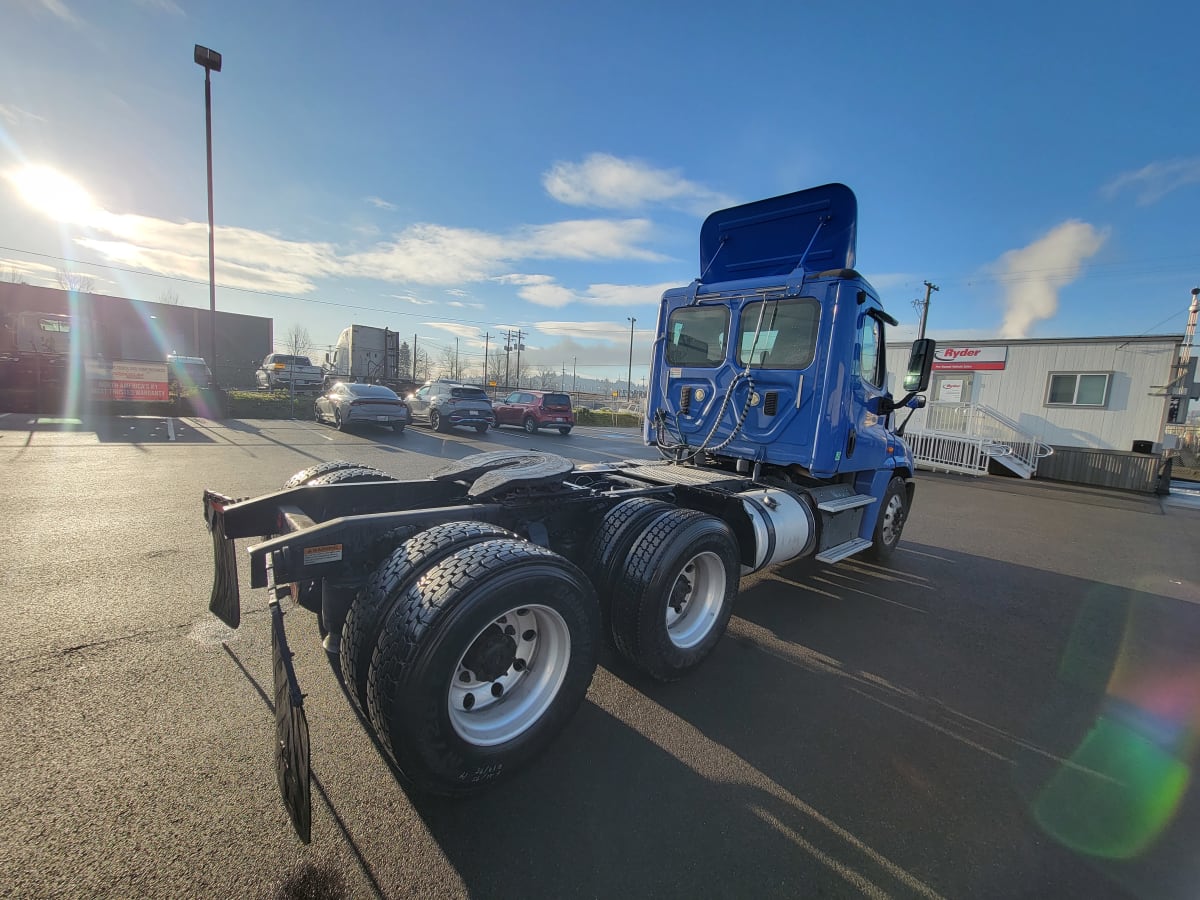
(256, 353, 324, 393)
(165, 354, 213, 398)
(493, 390, 574, 435)
(315, 382, 410, 432)
(405, 381, 495, 433)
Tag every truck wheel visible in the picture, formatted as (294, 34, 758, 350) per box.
(431, 410, 448, 433)
(341, 521, 515, 718)
(282, 459, 380, 490)
(523, 416, 538, 434)
(306, 467, 397, 486)
(610, 509, 740, 681)
(367, 538, 599, 795)
(866, 477, 908, 562)
(584, 498, 674, 634)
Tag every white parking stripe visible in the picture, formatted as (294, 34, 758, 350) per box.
(166, 418, 175, 441)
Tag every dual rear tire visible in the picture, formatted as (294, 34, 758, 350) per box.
(342, 523, 600, 796)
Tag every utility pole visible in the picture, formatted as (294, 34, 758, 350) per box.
(626, 317, 637, 402)
(514, 328, 525, 389)
(504, 330, 511, 391)
(572, 356, 577, 393)
(412, 333, 418, 382)
(918, 281, 939, 340)
(455, 337, 459, 380)
(482, 332, 490, 389)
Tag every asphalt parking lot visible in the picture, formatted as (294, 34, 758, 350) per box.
(1, 412, 1199, 899)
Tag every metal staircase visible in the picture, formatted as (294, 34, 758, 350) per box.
(903, 402, 1053, 479)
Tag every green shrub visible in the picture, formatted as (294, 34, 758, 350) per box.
(575, 408, 643, 428)
(227, 389, 315, 419)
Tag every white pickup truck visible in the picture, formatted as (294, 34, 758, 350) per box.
(255, 353, 324, 393)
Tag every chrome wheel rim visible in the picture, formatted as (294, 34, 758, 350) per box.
(664, 551, 725, 649)
(431, 411, 440, 430)
(448, 605, 571, 747)
(524, 418, 535, 433)
(880, 494, 905, 546)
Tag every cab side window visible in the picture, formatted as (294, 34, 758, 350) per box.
(858, 315, 884, 387)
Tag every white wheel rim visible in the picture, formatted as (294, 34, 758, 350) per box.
(664, 551, 726, 649)
(880, 494, 904, 545)
(448, 604, 571, 746)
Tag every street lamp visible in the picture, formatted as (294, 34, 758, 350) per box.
(626, 317, 636, 402)
(194, 44, 222, 383)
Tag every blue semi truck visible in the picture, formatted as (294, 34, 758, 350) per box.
(203, 183, 934, 840)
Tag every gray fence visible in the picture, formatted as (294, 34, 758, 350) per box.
(1035, 446, 1170, 494)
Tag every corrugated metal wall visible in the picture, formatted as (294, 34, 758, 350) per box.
(1036, 446, 1166, 493)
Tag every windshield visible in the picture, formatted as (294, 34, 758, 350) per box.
(542, 393, 571, 407)
(451, 387, 489, 400)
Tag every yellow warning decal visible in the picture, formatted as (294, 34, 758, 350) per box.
(304, 544, 343, 565)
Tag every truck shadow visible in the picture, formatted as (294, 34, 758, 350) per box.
(403, 544, 1197, 899)
(0, 412, 219, 446)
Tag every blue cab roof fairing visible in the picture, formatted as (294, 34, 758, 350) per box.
(698, 183, 857, 285)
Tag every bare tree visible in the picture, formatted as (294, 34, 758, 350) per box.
(157, 288, 180, 305)
(284, 325, 314, 363)
(2, 267, 27, 284)
(414, 347, 431, 382)
(536, 366, 558, 390)
(56, 269, 93, 293)
(437, 344, 462, 381)
(397, 341, 412, 380)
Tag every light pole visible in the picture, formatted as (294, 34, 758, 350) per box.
(626, 317, 636, 402)
(194, 44, 222, 383)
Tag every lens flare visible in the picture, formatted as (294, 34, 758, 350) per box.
(6, 164, 97, 224)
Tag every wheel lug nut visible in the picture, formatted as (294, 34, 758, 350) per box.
(491, 683, 504, 697)
(459, 671, 472, 683)
(517, 609, 529, 616)
(522, 630, 536, 641)
(463, 693, 475, 710)
(513, 658, 527, 671)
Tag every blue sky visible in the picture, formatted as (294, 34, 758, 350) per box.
(2, 0, 1198, 386)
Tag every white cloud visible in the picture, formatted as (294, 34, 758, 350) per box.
(494, 273, 555, 287)
(365, 196, 397, 211)
(445, 288, 469, 297)
(447, 300, 484, 309)
(989, 220, 1108, 338)
(19, 0, 79, 24)
(543, 153, 734, 214)
(0, 104, 46, 126)
(510, 275, 676, 309)
(388, 293, 434, 306)
(864, 272, 919, 293)
(533, 320, 651, 343)
(134, 0, 183, 13)
(423, 321, 486, 340)
(1103, 157, 1200, 205)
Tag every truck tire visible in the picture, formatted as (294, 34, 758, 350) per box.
(306, 467, 397, 486)
(609, 509, 740, 681)
(523, 416, 538, 434)
(430, 410, 448, 433)
(340, 521, 515, 718)
(367, 538, 599, 795)
(866, 477, 908, 562)
(584, 498, 675, 634)
(282, 460, 380, 490)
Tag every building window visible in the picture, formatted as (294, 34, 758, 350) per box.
(1046, 372, 1111, 407)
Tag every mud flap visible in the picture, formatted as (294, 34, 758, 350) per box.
(205, 491, 241, 628)
(271, 599, 311, 844)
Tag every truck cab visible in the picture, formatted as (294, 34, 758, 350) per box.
(646, 184, 932, 548)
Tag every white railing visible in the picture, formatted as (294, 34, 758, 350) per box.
(905, 402, 1053, 478)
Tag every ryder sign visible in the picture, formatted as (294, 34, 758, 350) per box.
(932, 346, 1007, 372)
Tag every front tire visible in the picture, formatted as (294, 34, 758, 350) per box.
(866, 477, 908, 562)
(523, 416, 538, 434)
(609, 509, 740, 681)
(431, 410, 448, 433)
(367, 538, 600, 795)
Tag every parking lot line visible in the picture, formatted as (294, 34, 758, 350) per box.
(166, 418, 175, 441)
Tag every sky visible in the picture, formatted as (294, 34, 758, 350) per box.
(1, 0, 1198, 388)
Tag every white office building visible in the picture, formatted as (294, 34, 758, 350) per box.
(884, 334, 1191, 489)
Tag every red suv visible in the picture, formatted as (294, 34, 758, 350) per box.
(493, 390, 575, 435)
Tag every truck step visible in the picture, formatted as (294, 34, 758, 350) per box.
(816, 493, 876, 513)
(815, 537, 873, 564)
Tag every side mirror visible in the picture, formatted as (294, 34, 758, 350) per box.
(903, 339, 935, 393)
(906, 394, 927, 410)
(324, 351, 331, 365)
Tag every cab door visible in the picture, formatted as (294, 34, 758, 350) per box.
(842, 310, 891, 474)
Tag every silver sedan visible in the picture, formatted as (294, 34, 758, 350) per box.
(315, 382, 411, 432)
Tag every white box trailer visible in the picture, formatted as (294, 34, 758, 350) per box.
(324, 324, 412, 391)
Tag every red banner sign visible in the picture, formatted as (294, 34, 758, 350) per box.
(86, 360, 169, 402)
(932, 346, 1007, 371)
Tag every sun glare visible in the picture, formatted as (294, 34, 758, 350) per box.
(7, 164, 98, 224)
